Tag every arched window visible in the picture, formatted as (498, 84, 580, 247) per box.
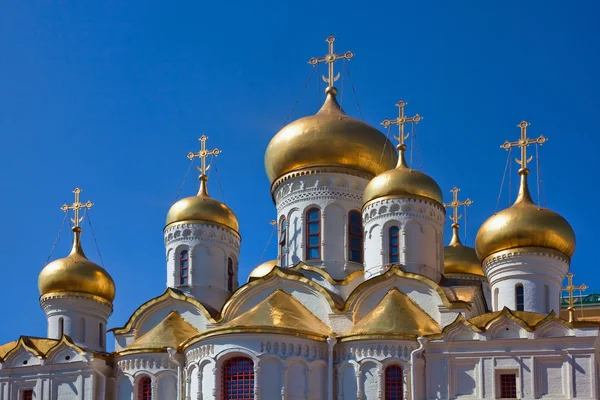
(222, 357, 254, 399)
(58, 317, 64, 337)
(385, 365, 403, 400)
(138, 376, 152, 400)
(494, 288, 500, 310)
(544, 285, 550, 313)
(98, 322, 104, 347)
(515, 284, 524, 311)
(79, 318, 86, 343)
(227, 257, 234, 292)
(306, 208, 321, 260)
(179, 250, 189, 285)
(348, 210, 363, 263)
(389, 226, 400, 264)
(279, 217, 287, 267)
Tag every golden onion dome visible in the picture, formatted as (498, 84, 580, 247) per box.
(264, 87, 397, 185)
(363, 145, 443, 207)
(475, 170, 575, 261)
(38, 227, 115, 303)
(248, 260, 278, 282)
(165, 176, 239, 233)
(444, 224, 484, 277)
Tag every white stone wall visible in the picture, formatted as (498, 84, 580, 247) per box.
(273, 171, 369, 280)
(164, 222, 241, 310)
(484, 249, 570, 313)
(184, 333, 328, 400)
(114, 353, 177, 400)
(40, 294, 112, 352)
(363, 197, 445, 282)
(426, 333, 598, 399)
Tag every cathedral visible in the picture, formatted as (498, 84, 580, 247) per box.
(0, 36, 597, 400)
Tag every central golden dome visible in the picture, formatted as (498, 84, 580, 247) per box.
(166, 177, 239, 233)
(475, 171, 575, 261)
(38, 227, 115, 303)
(363, 146, 443, 206)
(264, 88, 397, 184)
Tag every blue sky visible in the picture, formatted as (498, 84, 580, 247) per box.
(1, 1, 598, 346)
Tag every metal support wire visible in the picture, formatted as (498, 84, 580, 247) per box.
(281, 68, 316, 128)
(45, 211, 69, 265)
(211, 156, 227, 203)
(345, 66, 364, 121)
(258, 220, 278, 263)
(377, 125, 393, 170)
(174, 158, 195, 202)
(495, 147, 512, 213)
(84, 209, 105, 268)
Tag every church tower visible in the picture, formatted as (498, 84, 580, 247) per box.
(164, 136, 241, 310)
(264, 36, 397, 280)
(475, 121, 575, 314)
(38, 188, 115, 352)
(362, 101, 445, 281)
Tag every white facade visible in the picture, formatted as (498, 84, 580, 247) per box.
(484, 248, 570, 313)
(363, 197, 445, 282)
(164, 221, 241, 311)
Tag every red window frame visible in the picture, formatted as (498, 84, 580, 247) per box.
(21, 390, 33, 400)
(389, 226, 400, 264)
(279, 217, 287, 267)
(348, 210, 363, 263)
(227, 257, 234, 292)
(179, 250, 189, 285)
(222, 357, 254, 400)
(138, 376, 152, 400)
(305, 208, 321, 260)
(500, 374, 517, 398)
(385, 365, 403, 400)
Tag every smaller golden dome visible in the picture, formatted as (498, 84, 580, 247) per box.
(363, 146, 443, 206)
(165, 177, 239, 233)
(444, 225, 484, 277)
(248, 260, 278, 282)
(475, 170, 576, 261)
(38, 227, 115, 303)
(264, 87, 397, 185)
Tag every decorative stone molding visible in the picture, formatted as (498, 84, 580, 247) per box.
(335, 344, 415, 362)
(164, 222, 241, 250)
(116, 355, 173, 372)
(259, 341, 326, 361)
(362, 197, 445, 224)
(186, 345, 215, 364)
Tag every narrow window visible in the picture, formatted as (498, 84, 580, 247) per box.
(306, 208, 321, 260)
(389, 226, 400, 264)
(544, 285, 550, 313)
(98, 322, 104, 347)
(348, 210, 363, 263)
(21, 390, 33, 400)
(179, 250, 189, 285)
(515, 284, 524, 311)
(227, 257, 234, 292)
(494, 288, 499, 310)
(79, 318, 86, 343)
(279, 217, 287, 267)
(222, 357, 254, 400)
(385, 365, 403, 400)
(58, 317, 64, 337)
(500, 374, 517, 398)
(138, 376, 152, 400)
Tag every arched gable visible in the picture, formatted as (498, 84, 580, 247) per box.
(219, 269, 341, 323)
(111, 288, 215, 349)
(346, 267, 468, 325)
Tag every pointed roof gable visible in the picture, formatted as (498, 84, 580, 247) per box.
(202, 289, 332, 341)
(119, 311, 200, 355)
(341, 288, 441, 342)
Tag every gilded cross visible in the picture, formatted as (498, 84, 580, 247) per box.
(444, 187, 473, 225)
(187, 135, 221, 177)
(562, 272, 587, 323)
(500, 121, 547, 170)
(308, 35, 354, 88)
(381, 100, 422, 147)
(60, 187, 93, 228)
